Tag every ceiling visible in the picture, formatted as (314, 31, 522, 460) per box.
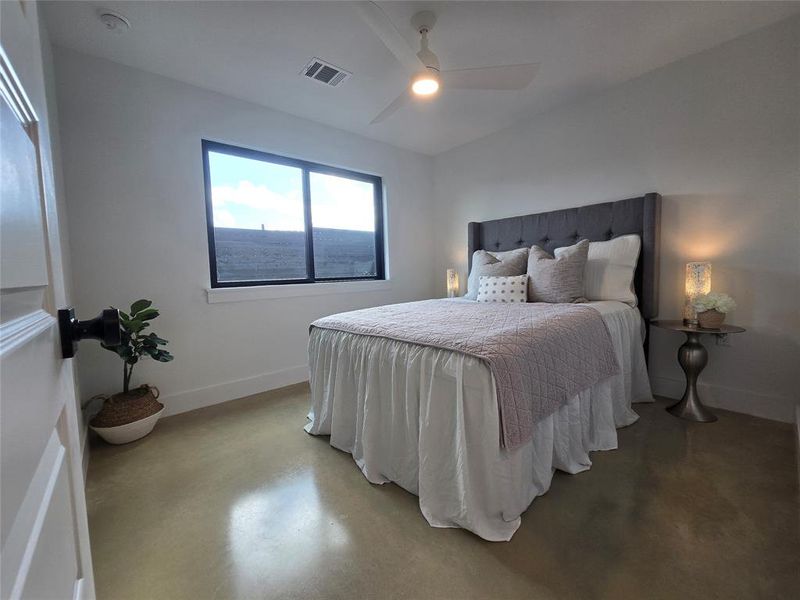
(41, 1, 800, 155)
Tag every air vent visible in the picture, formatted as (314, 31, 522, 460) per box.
(301, 58, 351, 87)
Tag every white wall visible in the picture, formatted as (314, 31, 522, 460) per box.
(433, 17, 800, 422)
(54, 48, 437, 416)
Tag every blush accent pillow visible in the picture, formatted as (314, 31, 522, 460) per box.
(555, 234, 641, 306)
(465, 248, 529, 300)
(527, 239, 589, 303)
(476, 275, 528, 303)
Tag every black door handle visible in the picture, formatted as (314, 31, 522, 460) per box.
(58, 308, 121, 359)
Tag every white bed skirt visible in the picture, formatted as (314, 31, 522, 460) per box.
(305, 302, 653, 541)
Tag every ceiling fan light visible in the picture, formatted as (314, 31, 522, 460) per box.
(411, 72, 440, 96)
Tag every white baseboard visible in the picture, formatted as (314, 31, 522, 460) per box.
(160, 365, 309, 417)
(650, 376, 798, 423)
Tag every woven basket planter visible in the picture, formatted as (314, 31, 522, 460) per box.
(697, 309, 725, 329)
(90, 385, 164, 444)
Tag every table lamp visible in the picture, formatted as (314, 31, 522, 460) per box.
(446, 269, 459, 298)
(684, 262, 711, 325)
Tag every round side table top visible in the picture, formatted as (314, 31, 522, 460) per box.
(651, 320, 746, 335)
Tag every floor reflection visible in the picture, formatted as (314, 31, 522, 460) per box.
(227, 469, 349, 596)
(86, 387, 800, 600)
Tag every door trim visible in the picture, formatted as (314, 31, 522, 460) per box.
(0, 44, 37, 126)
(0, 309, 54, 357)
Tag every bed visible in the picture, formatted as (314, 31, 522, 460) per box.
(305, 194, 661, 541)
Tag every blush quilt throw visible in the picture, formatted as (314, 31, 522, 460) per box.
(310, 299, 619, 450)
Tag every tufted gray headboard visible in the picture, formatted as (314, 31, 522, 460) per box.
(468, 193, 661, 354)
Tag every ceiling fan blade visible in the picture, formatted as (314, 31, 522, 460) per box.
(442, 63, 540, 90)
(352, 1, 425, 73)
(370, 89, 411, 125)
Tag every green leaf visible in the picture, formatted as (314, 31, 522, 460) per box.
(146, 333, 168, 345)
(142, 347, 173, 362)
(130, 299, 152, 315)
(142, 337, 166, 350)
(126, 319, 146, 334)
(156, 351, 174, 362)
(118, 310, 130, 321)
(135, 308, 160, 322)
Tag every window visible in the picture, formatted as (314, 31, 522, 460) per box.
(202, 140, 384, 287)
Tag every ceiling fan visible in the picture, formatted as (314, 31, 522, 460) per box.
(353, 2, 539, 124)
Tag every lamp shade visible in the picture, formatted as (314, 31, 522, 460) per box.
(446, 269, 459, 298)
(684, 262, 711, 324)
(686, 262, 712, 297)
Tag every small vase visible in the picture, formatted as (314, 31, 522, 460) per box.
(697, 309, 725, 329)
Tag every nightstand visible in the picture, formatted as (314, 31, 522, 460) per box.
(651, 320, 746, 422)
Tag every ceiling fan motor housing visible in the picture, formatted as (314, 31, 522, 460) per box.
(411, 11, 437, 34)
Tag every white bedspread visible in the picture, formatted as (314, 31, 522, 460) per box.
(305, 300, 653, 541)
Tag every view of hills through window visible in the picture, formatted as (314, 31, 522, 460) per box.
(206, 148, 380, 283)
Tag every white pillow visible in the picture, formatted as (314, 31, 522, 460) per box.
(556, 234, 640, 306)
(476, 275, 528, 303)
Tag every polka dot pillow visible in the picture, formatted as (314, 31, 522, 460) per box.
(476, 275, 529, 303)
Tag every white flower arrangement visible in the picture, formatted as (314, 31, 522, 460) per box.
(693, 292, 736, 314)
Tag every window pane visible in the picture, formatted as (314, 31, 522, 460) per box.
(208, 151, 307, 282)
(309, 172, 377, 279)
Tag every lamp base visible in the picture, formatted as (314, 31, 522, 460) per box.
(684, 300, 698, 327)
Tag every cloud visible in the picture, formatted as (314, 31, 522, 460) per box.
(213, 208, 237, 228)
(211, 181, 304, 230)
(211, 175, 378, 232)
(309, 174, 375, 231)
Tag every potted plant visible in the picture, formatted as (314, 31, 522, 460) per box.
(693, 292, 736, 329)
(89, 299, 174, 444)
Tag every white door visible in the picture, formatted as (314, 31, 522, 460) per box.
(0, 2, 95, 599)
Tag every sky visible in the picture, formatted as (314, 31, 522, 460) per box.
(208, 152, 376, 232)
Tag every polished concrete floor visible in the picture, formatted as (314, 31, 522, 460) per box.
(86, 384, 799, 600)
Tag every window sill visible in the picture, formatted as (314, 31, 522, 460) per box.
(206, 279, 392, 304)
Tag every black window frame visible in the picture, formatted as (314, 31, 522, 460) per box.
(202, 139, 385, 288)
